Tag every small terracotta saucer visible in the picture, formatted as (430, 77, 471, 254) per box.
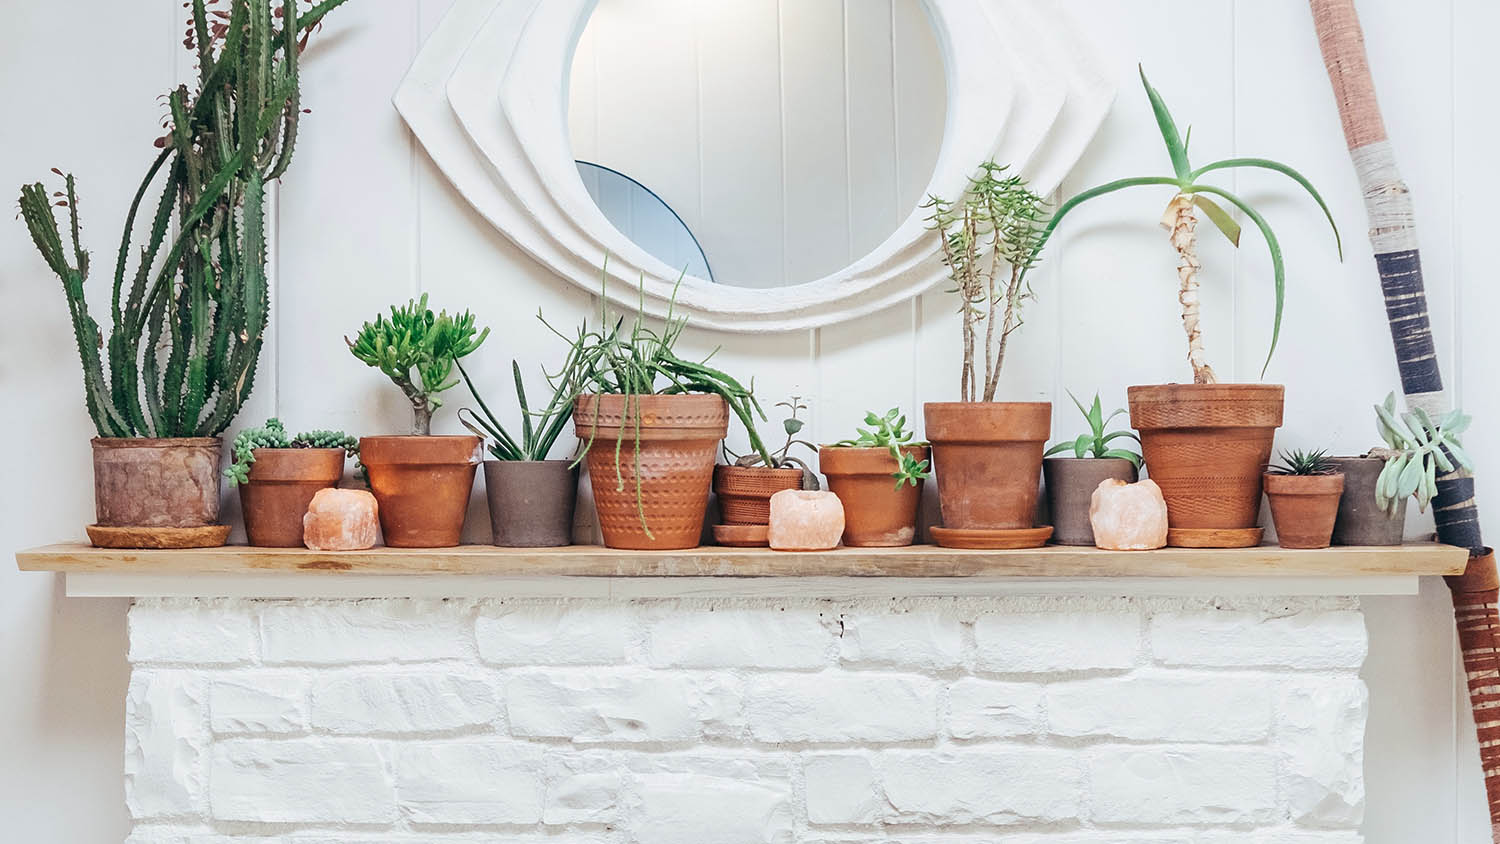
(713, 524, 769, 547)
(1166, 527, 1264, 548)
(930, 525, 1053, 549)
(87, 524, 231, 549)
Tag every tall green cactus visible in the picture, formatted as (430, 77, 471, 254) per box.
(17, 0, 349, 438)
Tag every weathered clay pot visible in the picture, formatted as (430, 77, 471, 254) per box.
(1264, 472, 1345, 549)
(1127, 384, 1284, 534)
(92, 437, 222, 528)
(1329, 456, 1406, 546)
(484, 460, 577, 547)
(239, 448, 345, 547)
(574, 393, 728, 550)
(819, 445, 927, 547)
(714, 464, 804, 526)
(360, 435, 481, 548)
(1043, 457, 1139, 546)
(924, 402, 1050, 530)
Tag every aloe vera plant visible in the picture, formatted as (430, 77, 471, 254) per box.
(1044, 391, 1141, 468)
(1029, 67, 1341, 384)
(1373, 392, 1473, 516)
(458, 346, 584, 462)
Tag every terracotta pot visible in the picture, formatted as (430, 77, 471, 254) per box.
(484, 460, 577, 547)
(574, 393, 728, 550)
(1043, 457, 1139, 546)
(239, 448, 345, 547)
(1264, 472, 1345, 549)
(1127, 384, 1284, 531)
(92, 437, 222, 528)
(819, 445, 927, 547)
(714, 464, 804, 526)
(923, 402, 1050, 530)
(360, 435, 481, 548)
(1329, 456, 1406, 546)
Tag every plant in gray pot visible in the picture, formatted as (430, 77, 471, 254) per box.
(1042, 392, 1142, 546)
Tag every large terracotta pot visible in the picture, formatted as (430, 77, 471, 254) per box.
(360, 435, 481, 548)
(923, 402, 1051, 530)
(1127, 384, 1284, 537)
(574, 393, 728, 550)
(239, 448, 345, 547)
(1043, 457, 1139, 546)
(1265, 472, 1345, 549)
(92, 437, 223, 528)
(1329, 456, 1406, 546)
(484, 460, 577, 547)
(819, 445, 928, 547)
(714, 464, 804, 526)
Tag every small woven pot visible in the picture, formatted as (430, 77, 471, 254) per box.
(239, 448, 346, 547)
(1265, 472, 1345, 549)
(714, 464, 804, 526)
(819, 445, 927, 547)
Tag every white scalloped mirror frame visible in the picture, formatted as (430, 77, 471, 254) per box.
(395, 0, 1114, 333)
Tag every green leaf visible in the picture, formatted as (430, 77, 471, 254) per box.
(1397, 455, 1424, 499)
(1019, 176, 1184, 289)
(1044, 441, 1073, 457)
(784, 417, 804, 436)
(1192, 157, 1342, 260)
(1187, 184, 1285, 377)
(1073, 433, 1091, 459)
(1193, 195, 1241, 247)
(1102, 448, 1143, 468)
(1139, 65, 1191, 181)
(1101, 430, 1141, 444)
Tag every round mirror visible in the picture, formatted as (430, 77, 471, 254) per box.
(568, 0, 947, 289)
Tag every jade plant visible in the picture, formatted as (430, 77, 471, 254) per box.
(1026, 67, 1341, 384)
(1374, 392, 1473, 516)
(457, 341, 586, 462)
(346, 295, 489, 435)
(1268, 448, 1338, 476)
(924, 162, 1049, 402)
(225, 418, 359, 486)
(17, 0, 349, 438)
(724, 396, 820, 488)
(831, 408, 931, 489)
(1044, 391, 1142, 468)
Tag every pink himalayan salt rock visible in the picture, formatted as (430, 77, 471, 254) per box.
(768, 489, 845, 551)
(303, 488, 380, 551)
(1089, 478, 1168, 551)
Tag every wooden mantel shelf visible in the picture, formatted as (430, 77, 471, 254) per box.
(16, 542, 1467, 600)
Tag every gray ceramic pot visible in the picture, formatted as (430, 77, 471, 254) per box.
(483, 460, 577, 547)
(1328, 456, 1405, 546)
(1043, 457, 1139, 546)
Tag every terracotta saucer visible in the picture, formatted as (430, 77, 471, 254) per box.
(930, 525, 1053, 549)
(1166, 527, 1264, 549)
(713, 524, 769, 547)
(87, 524, 231, 549)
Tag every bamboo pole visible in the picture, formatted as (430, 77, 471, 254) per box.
(1308, 0, 1497, 833)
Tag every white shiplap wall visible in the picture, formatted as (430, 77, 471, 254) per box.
(0, 1, 1495, 841)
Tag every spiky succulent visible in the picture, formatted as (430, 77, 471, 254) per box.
(832, 408, 931, 489)
(1374, 392, 1473, 515)
(1268, 448, 1338, 476)
(225, 418, 359, 486)
(346, 295, 489, 435)
(1045, 390, 1142, 468)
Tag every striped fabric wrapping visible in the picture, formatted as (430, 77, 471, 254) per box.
(1450, 552, 1500, 837)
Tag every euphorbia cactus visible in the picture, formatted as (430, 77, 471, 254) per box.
(347, 295, 489, 435)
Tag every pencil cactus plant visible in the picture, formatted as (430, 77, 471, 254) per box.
(17, 0, 349, 438)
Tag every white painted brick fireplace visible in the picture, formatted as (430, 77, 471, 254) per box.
(123, 596, 1369, 842)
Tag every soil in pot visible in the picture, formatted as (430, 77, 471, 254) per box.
(1328, 456, 1406, 546)
(714, 464, 805, 526)
(575, 393, 728, 551)
(1043, 457, 1139, 546)
(819, 445, 927, 547)
(90, 437, 227, 548)
(1264, 472, 1345, 549)
(1127, 384, 1283, 547)
(239, 448, 345, 547)
(484, 460, 577, 547)
(923, 402, 1050, 531)
(360, 435, 481, 548)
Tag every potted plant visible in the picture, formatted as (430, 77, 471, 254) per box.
(568, 273, 770, 551)
(1043, 392, 1142, 546)
(1361, 393, 1474, 543)
(921, 162, 1053, 548)
(1030, 68, 1341, 548)
(459, 345, 585, 548)
(714, 396, 819, 547)
(347, 295, 488, 547)
(819, 409, 929, 547)
(1264, 449, 1344, 549)
(225, 419, 359, 547)
(17, 0, 347, 548)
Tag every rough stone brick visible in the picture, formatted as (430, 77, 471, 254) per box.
(973, 611, 1140, 673)
(508, 669, 740, 742)
(630, 772, 793, 843)
(310, 670, 497, 734)
(259, 600, 472, 664)
(746, 673, 936, 742)
(208, 739, 394, 824)
(129, 601, 255, 665)
(1089, 747, 1278, 825)
(946, 678, 1043, 739)
(476, 603, 633, 665)
(878, 749, 1084, 824)
(804, 755, 880, 824)
(646, 607, 832, 668)
(209, 673, 308, 734)
(838, 611, 962, 669)
(1279, 676, 1368, 827)
(396, 742, 544, 825)
(126, 670, 208, 819)
(1048, 672, 1272, 742)
(544, 752, 623, 824)
(1150, 609, 1367, 669)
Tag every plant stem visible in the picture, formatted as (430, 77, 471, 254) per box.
(1168, 194, 1217, 384)
(985, 264, 1024, 402)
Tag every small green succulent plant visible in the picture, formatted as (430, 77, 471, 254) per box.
(1044, 391, 1142, 468)
(832, 408, 931, 489)
(1373, 392, 1472, 515)
(346, 295, 489, 435)
(1268, 448, 1338, 476)
(225, 418, 359, 486)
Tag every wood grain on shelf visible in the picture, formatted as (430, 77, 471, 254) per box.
(14, 542, 1469, 578)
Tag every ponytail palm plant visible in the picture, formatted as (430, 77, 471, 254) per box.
(1032, 67, 1342, 384)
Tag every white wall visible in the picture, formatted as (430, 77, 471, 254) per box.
(0, 1, 1494, 841)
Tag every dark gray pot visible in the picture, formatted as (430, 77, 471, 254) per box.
(484, 460, 577, 547)
(1328, 456, 1405, 546)
(1043, 457, 1139, 546)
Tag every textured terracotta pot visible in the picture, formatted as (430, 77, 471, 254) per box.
(1264, 472, 1345, 549)
(484, 460, 577, 547)
(1127, 384, 1284, 531)
(1043, 457, 1139, 546)
(239, 448, 345, 547)
(819, 445, 927, 547)
(714, 464, 804, 526)
(360, 435, 481, 548)
(1329, 456, 1406, 546)
(92, 437, 222, 528)
(574, 393, 728, 550)
(923, 402, 1050, 530)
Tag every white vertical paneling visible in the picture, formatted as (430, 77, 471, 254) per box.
(892, 0, 947, 217)
(846, 0, 899, 263)
(780, 0, 850, 282)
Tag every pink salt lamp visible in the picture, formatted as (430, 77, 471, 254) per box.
(1089, 478, 1168, 551)
(303, 488, 380, 551)
(768, 490, 845, 551)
